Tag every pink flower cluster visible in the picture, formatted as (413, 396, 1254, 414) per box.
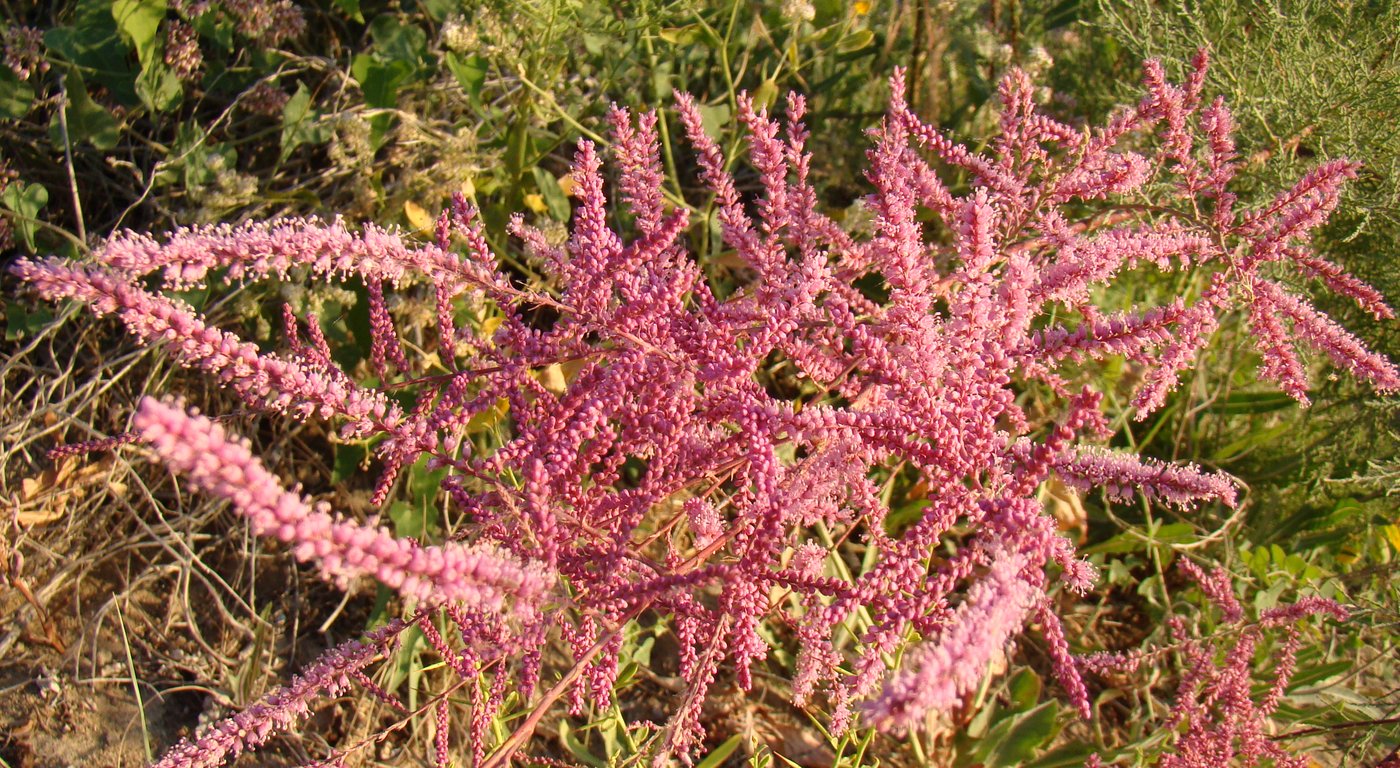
(10, 258, 401, 437)
(1159, 564, 1349, 768)
(1, 25, 45, 80)
(864, 549, 1038, 733)
(153, 622, 402, 768)
(134, 397, 550, 612)
(239, 81, 291, 117)
(13, 50, 1393, 766)
(164, 22, 203, 83)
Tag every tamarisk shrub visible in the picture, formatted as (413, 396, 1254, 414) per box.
(1082, 561, 1350, 768)
(1161, 563, 1350, 768)
(13, 50, 1395, 766)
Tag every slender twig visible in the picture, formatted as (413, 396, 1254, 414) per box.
(56, 74, 86, 245)
(1274, 715, 1400, 741)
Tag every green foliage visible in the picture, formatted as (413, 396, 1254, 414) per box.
(1, 179, 47, 250)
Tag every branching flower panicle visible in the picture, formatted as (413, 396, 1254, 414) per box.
(13, 50, 1394, 767)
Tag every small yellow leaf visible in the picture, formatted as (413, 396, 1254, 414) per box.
(21, 475, 43, 499)
(460, 176, 476, 200)
(403, 200, 435, 234)
(557, 175, 578, 198)
(561, 358, 587, 381)
(1384, 524, 1400, 554)
(538, 363, 567, 395)
(752, 78, 779, 111)
(1042, 477, 1088, 541)
(467, 397, 510, 433)
(523, 193, 548, 214)
(478, 314, 504, 340)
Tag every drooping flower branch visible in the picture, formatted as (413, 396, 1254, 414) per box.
(134, 397, 551, 612)
(10, 259, 402, 437)
(152, 620, 404, 768)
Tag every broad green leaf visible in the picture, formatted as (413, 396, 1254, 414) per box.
(45, 0, 140, 104)
(1008, 668, 1043, 712)
(50, 72, 120, 150)
(407, 459, 447, 509)
(466, 397, 510, 434)
(751, 78, 779, 111)
(1084, 531, 1146, 555)
(111, 0, 165, 66)
(696, 102, 731, 140)
(837, 29, 875, 53)
(162, 123, 236, 190)
(651, 69, 673, 101)
(695, 734, 743, 768)
(1106, 557, 1136, 584)
(332, 442, 369, 483)
(1212, 423, 1292, 461)
(280, 83, 330, 162)
(0, 67, 35, 119)
(4, 303, 54, 341)
(384, 625, 424, 706)
(614, 659, 637, 688)
(1317, 497, 1366, 529)
(1152, 522, 1198, 545)
(167, 284, 210, 312)
(136, 61, 183, 112)
(1, 182, 48, 251)
(884, 498, 930, 535)
(559, 720, 608, 768)
(421, 0, 455, 21)
(532, 167, 572, 223)
(1022, 742, 1102, 768)
(965, 697, 1000, 739)
(189, 11, 233, 51)
(504, 117, 532, 182)
(629, 635, 655, 667)
(369, 14, 428, 69)
(582, 32, 608, 56)
(1385, 524, 1400, 554)
(658, 25, 703, 46)
(352, 53, 412, 109)
(334, 0, 364, 23)
(1286, 659, 1350, 689)
(387, 500, 429, 541)
(1208, 390, 1296, 415)
(445, 52, 487, 98)
(1252, 578, 1288, 611)
(976, 701, 1062, 767)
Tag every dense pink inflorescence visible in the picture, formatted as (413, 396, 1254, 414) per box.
(152, 621, 402, 768)
(10, 258, 402, 437)
(13, 50, 1393, 767)
(170, 0, 305, 45)
(1157, 564, 1349, 768)
(864, 549, 1039, 733)
(134, 397, 551, 611)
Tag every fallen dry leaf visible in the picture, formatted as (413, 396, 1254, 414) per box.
(1043, 476, 1088, 543)
(14, 457, 120, 526)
